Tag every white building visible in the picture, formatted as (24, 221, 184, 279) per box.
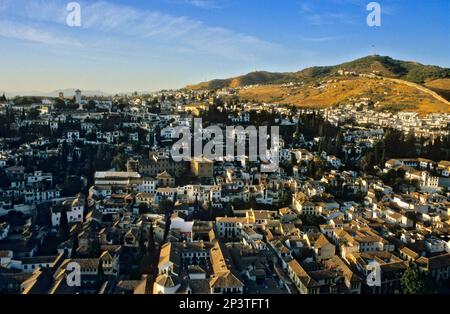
(51, 195, 85, 227)
(138, 177, 157, 194)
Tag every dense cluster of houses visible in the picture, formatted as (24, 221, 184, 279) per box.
(0, 90, 449, 294)
(325, 103, 450, 139)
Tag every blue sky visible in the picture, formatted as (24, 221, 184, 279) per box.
(0, 0, 449, 94)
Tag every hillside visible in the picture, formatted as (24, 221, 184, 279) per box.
(187, 71, 286, 90)
(424, 78, 450, 101)
(187, 55, 450, 114)
(188, 55, 450, 90)
(238, 76, 450, 114)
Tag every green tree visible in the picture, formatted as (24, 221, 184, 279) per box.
(401, 267, 438, 294)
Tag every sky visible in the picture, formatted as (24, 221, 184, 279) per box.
(0, 0, 449, 95)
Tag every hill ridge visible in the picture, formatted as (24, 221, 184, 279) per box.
(187, 55, 450, 91)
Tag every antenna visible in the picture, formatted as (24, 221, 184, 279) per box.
(372, 44, 376, 56)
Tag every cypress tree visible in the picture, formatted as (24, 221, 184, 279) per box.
(148, 223, 156, 261)
(58, 205, 70, 243)
(97, 259, 105, 288)
(72, 234, 79, 258)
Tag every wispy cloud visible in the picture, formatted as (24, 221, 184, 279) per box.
(1, 0, 277, 60)
(304, 12, 357, 25)
(0, 20, 80, 46)
(167, 0, 225, 9)
(299, 3, 313, 13)
(300, 35, 344, 42)
(79, 1, 277, 59)
(183, 0, 220, 8)
(298, 0, 360, 25)
(0, 0, 14, 10)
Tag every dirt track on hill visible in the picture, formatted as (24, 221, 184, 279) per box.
(384, 78, 450, 107)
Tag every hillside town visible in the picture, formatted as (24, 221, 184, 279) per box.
(0, 89, 449, 295)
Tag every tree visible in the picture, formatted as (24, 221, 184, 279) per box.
(97, 259, 105, 289)
(335, 131, 344, 153)
(384, 128, 404, 158)
(72, 234, 79, 258)
(138, 203, 150, 215)
(148, 223, 156, 259)
(428, 137, 443, 161)
(373, 141, 385, 165)
(58, 206, 70, 243)
(84, 100, 96, 111)
(28, 108, 40, 120)
(293, 118, 302, 144)
(401, 267, 438, 294)
(404, 131, 417, 158)
(54, 98, 66, 110)
(2, 211, 26, 227)
(159, 199, 174, 215)
(85, 131, 97, 141)
(248, 196, 258, 210)
(0, 171, 10, 188)
(138, 231, 147, 257)
(62, 175, 83, 196)
(360, 151, 375, 173)
(111, 153, 127, 171)
(300, 214, 326, 227)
